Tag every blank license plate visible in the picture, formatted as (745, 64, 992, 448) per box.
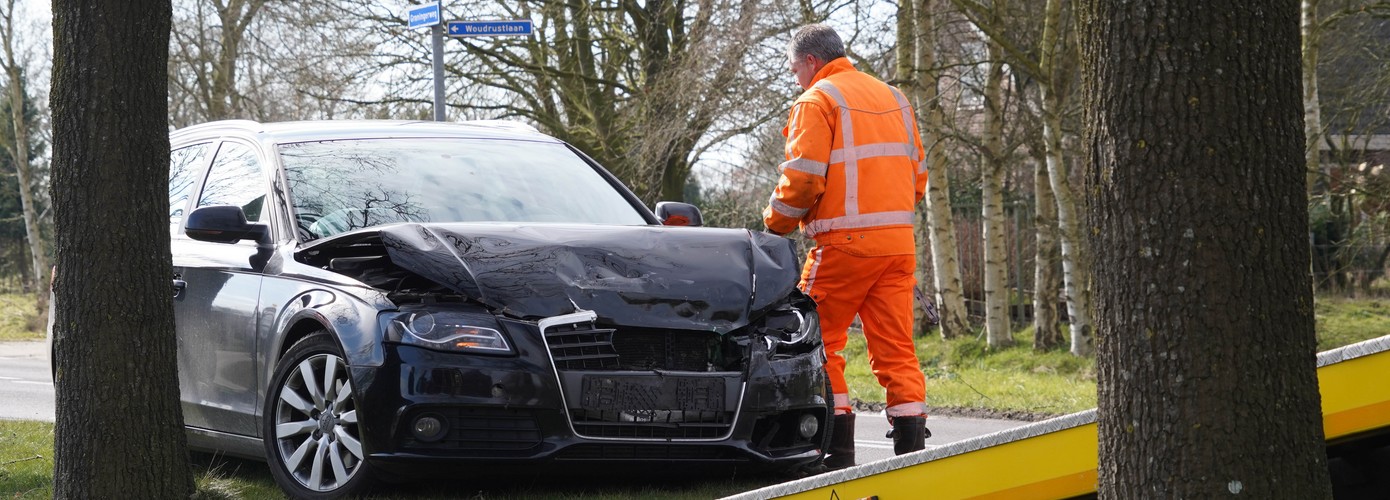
(580, 375, 724, 412)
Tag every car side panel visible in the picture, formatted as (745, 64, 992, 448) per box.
(172, 237, 263, 436)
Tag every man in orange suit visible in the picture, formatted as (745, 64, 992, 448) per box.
(764, 24, 930, 470)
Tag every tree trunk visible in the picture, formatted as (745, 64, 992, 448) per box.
(914, 0, 971, 339)
(5, 66, 44, 297)
(50, 1, 193, 498)
(0, 0, 46, 298)
(1302, 0, 1321, 195)
(1032, 0, 1066, 351)
(1081, 0, 1332, 497)
(1032, 150, 1062, 350)
(981, 40, 1012, 348)
(1048, 105, 1092, 356)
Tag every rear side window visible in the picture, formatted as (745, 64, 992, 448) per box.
(198, 142, 267, 222)
(169, 143, 210, 235)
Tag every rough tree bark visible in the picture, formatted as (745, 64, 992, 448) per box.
(1081, 0, 1332, 496)
(50, 1, 193, 498)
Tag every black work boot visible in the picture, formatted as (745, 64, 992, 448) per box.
(886, 416, 930, 455)
(822, 413, 856, 470)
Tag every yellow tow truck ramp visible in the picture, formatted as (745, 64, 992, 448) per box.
(723, 334, 1390, 500)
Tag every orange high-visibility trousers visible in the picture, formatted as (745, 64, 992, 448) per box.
(800, 245, 927, 417)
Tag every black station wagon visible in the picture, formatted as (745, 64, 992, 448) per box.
(164, 120, 829, 498)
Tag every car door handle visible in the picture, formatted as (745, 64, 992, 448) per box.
(172, 278, 187, 298)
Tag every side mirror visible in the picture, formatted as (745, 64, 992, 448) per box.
(185, 205, 271, 245)
(655, 202, 703, 227)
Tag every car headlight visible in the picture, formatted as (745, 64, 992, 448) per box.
(764, 308, 820, 347)
(390, 310, 513, 354)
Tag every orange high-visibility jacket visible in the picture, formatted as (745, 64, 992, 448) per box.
(764, 58, 928, 256)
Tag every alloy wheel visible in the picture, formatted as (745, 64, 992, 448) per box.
(271, 352, 363, 492)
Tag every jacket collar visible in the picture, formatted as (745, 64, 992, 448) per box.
(809, 57, 855, 88)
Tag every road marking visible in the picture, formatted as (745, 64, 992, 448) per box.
(11, 380, 51, 386)
(0, 376, 18, 380)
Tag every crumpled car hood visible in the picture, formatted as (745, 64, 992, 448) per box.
(375, 223, 802, 333)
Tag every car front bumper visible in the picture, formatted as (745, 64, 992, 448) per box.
(350, 325, 829, 473)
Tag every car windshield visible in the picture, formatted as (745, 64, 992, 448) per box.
(281, 137, 650, 240)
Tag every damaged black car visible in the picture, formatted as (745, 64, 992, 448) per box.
(165, 120, 829, 498)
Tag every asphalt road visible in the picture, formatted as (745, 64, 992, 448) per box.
(0, 341, 53, 422)
(0, 340, 1028, 464)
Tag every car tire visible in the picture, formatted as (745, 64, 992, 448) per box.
(263, 331, 374, 499)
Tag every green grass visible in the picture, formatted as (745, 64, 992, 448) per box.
(0, 420, 52, 498)
(0, 293, 46, 342)
(843, 327, 1097, 416)
(838, 295, 1390, 418)
(1314, 296, 1390, 351)
(0, 420, 780, 499)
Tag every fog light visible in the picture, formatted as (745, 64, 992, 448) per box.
(798, 414, 819, 439)
(412, 414, 447, 442)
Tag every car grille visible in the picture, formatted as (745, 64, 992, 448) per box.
(542, 320, 737, 441)
(402, 407, 542, 451)
(545, 324, 620, 370)
(545, 325, 716, 371)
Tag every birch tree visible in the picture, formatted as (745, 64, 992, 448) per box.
(1081, 0, 1332, 495)
(979, 36, 1012, 347)
(1301, 0, 1390, 292)
(907, 0, 972, 339)
(0, 0, 46, 298)
(954, 0, 1093, 355)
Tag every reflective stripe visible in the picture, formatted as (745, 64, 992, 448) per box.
(886, 402, 929, 418)
(805, 211, 916, 237)
(803, 246, 824, 296)
(829, 142, 916, 164)
(781, 157, 828, 177)
(815, 81, 859, 217)
(770, 197, 809, 218)
(833, 393, 852, 414)
(890, 87, 919, 163)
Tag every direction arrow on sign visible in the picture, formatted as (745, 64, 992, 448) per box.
(447, 20, 534, 37)
(407, 2, 441, 29)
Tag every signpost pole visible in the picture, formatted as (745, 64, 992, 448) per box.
(432, 23, 445, 122)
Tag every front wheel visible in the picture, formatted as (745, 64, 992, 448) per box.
(263, 332, 374, 499)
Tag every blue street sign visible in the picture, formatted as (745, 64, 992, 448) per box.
(447, 20, 534, 37)
(407, 3, 441, 29)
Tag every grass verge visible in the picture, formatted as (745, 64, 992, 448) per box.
(0, 293, 46, 342)
(843, 327, 1096, 417)
(1314, 296, 1390, 351)
(0, 419, 781, 499)
(841, 294, 1390, 418)
(0, 420, 51, 499)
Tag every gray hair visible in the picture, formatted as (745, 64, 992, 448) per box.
(789, 24, 846, 62)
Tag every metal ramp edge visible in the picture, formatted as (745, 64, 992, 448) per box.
(722, 333, 1390, 500)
